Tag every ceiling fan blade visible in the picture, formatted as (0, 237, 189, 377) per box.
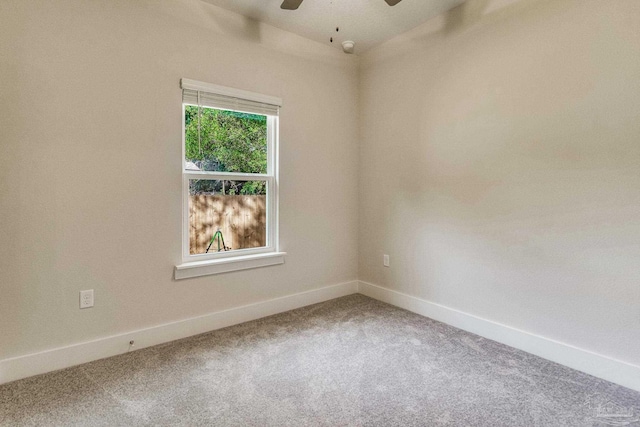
(281, 0, 304, 10)
(384, 0, 403, 5)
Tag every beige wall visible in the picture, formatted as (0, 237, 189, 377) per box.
(0, 0, 359, 359)
(2, 0, 639, 372)
(359, 0, 640, 365)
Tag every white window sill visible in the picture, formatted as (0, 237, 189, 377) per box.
(175, 252, 286, 280)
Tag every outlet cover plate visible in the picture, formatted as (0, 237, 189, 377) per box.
(80, 289, 94, 309)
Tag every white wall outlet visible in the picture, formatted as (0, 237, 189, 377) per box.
(383, 254, 390, 267)
(80, 289, 94, 309)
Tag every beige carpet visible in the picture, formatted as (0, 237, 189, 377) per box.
(1, 294, 639, 426)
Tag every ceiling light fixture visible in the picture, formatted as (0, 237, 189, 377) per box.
(341, 40, 355, 54)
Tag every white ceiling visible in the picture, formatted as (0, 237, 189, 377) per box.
(201, 0, 467, 54)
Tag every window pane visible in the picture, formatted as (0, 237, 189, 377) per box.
(185, 106, 267, 174)
(189, 179, 267, 255)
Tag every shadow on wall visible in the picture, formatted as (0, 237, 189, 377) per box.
(443, 0, 491, 34)
(363, 0, 534, 64)
(210, 12, 263, 44)
(175, 0, 264, 44)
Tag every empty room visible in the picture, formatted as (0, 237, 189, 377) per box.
(1, 0, 639, 425)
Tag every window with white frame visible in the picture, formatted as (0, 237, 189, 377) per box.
(177, 79, 283, 278)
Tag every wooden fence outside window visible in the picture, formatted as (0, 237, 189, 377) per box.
(189, 195, 266, 254)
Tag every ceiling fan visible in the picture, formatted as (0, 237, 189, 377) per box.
(281, 0, 402, 10)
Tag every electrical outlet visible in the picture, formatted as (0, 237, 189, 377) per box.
(383, 254, 390, 267)
(80, 290, 94, 309)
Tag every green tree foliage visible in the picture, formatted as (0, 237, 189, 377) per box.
(185, 106, 267, 195)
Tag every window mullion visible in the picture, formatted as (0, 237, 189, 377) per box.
(184, 172, 271, 181)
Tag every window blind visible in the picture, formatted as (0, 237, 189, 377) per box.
(182, 88, 279, 117)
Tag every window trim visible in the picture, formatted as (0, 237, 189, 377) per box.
(175, 252, 286, 280)
(176, 79, 284, 279)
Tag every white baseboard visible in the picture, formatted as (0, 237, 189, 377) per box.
(358, 280, 640, 393)
(0, 280, 359, 385)
(5, 279, 639, 393)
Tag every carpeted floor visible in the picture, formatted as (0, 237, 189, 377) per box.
(1, 294, 639, 426)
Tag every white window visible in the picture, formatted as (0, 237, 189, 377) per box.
(175, 79, 284, 279)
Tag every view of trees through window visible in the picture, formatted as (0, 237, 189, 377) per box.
(185, 106, 267, 196)
(185, 105, 269, 255)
